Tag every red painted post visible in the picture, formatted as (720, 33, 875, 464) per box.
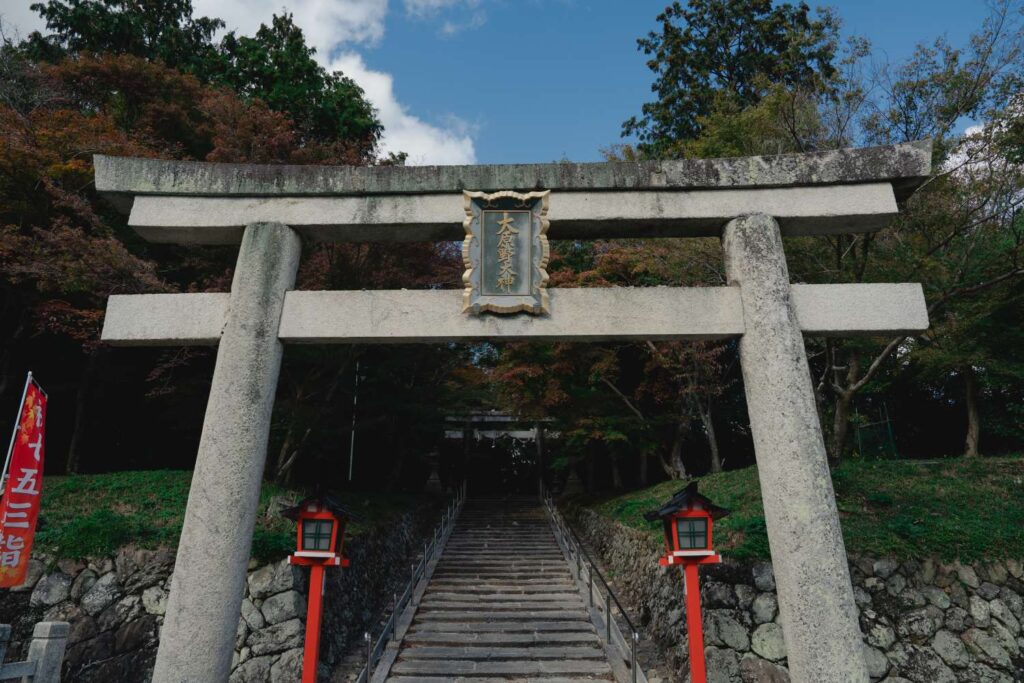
(301, 564, 326, 683)
(684, 562, 706, 683)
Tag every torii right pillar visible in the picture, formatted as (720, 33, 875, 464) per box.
(723, 213, 867, 681)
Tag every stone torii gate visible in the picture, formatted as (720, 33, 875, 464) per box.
(96, 141, 931, 683)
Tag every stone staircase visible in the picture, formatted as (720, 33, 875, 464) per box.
(383, 496, 616, 682)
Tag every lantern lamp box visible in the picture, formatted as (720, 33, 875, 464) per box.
(645, 482, 730, 566)
(462, 190, 550, 315)
(281, 495, 356, 567)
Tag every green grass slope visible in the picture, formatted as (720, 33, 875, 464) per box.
(33, 470, 421, 562)
(589, 457, 1024, 562)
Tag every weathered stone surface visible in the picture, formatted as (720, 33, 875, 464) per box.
(752, 593, 778, 624)
(961, 628, 1012, 670)
(12, 558, 46, 592)
(236, 617, 248, 650)
(115, 615, 158, 654)
(115, 546, 175, 593)
(98, 594, 142, 632)
(887, 573, 909, 596)
(1006, 559, 1023, 580)
(739, 655, 790, 682)
(706, 611, 750, 651)
(30, 572, 71, 608)
(956, 564, 981, 589)
(81, 572, 122, 616)
(922, 586, 951, 610)
(269, 648, 302, 683)
(898, 589, 927, 610)
(970, 595, 992, 628)
(248, 561, 304, 601)
(998, 586, 1022, 620)
(944, 607, 970, 633)
(977, 582, 1001, 600)
(897, 608, 940, 643)
(887, 643, 957, 683)
(228, 654, 275, 683)
(863, 644, 889, 678)
(866, 576, 886, 593)
(705, 646, 741, 683)
(723, 214, 870, 682)
(875, 558, 900, 579)
(706, 581, 737, 608)
(95, 140, 932, 210)
(931, 629, 969, 668)
(961, 662, 1013, 683)
(240, 597, 265, 631)
(151, 224, 302, 683)
(260, 590, 305, 626)
(734, 584, 756, 610)
(71, 569, 99, 601)
(867, 621, 897, 649)
(751, 623, 786, 662)
(988, 598, 1020, 636)
(247, 618, 304, 657)
(141, 585, 167, 615)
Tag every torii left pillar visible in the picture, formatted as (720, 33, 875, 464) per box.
(152, 222, 301, 683)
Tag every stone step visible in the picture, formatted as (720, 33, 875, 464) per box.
(403, 632, 600, 646)
(386, 677, 613, 683)
(422, 592, 583, 602)
(415, 610, 589, 622)
(377, 499, 618, 683)
(390, 660, 613, 677)
(426, 579, 576, 588)
(397, 646, 604, 660)
(408, 620, 596, 634)
(418, 601, 585, 612)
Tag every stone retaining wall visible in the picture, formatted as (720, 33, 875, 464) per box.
(0, 503, 438, 683)
(569, 506, 1024, 683)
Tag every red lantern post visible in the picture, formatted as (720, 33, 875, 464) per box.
(645, 482, 730, 683)
(282, 496, 354, 683)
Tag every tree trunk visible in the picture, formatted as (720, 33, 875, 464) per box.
(830, 392, 853, 468)
(638, 447, 648, 487)
(829, 354, 859, 467)
(963, 365, 980, 458)
(660, 420, 689, 480)
(611, 455, 624, 490)
(700, 404, 722, 473)
(66, 350, 102, 473)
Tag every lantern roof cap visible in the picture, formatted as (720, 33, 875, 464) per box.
(280, 494, 359, 522)
(643, 481, 730, 522)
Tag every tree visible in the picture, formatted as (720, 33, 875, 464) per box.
(24, 0, 225, 76)
(623, 0, 839, 158)
(219, 14, 381, 151)
(22, 2, 382, 158)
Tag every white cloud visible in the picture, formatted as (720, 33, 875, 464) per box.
(404, 0, 479, 18)
(330, 53, 476, 165)
(192, 0, 389, 56)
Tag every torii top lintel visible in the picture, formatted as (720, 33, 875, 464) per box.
(93, 140, 931, 245)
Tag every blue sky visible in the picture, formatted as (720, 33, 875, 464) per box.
(2, 0, 994, 165)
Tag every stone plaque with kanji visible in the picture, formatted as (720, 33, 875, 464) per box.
(462, 190, 550, 314)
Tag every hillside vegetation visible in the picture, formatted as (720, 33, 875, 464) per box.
(588, 457, 1024, 562)
(34, 470, 420, 562)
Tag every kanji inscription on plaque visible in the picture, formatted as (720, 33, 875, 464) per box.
(462, 190, 550, 314)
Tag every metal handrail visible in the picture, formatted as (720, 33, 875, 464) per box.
(354, 482, 465, 683)
(542, 486, 647, 683)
